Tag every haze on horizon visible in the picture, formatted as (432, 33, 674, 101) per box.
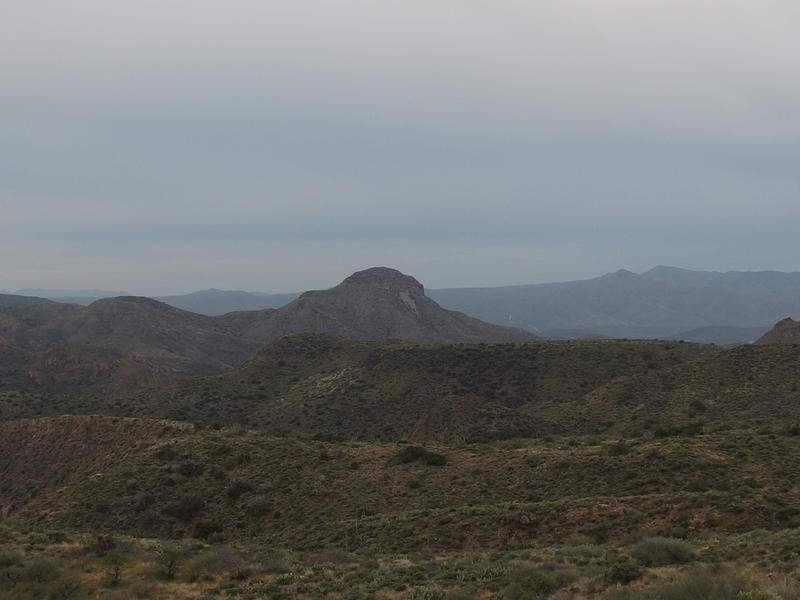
(2, 1, 798, 295)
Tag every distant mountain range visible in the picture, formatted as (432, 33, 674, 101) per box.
(429, 266, 800, 343)
(9, 266, 800, 345)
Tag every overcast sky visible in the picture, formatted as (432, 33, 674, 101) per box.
(1, 1, 798, 294)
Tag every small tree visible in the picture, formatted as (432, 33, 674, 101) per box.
(104, 548, 130, 585)
(154, 542, 183, 580)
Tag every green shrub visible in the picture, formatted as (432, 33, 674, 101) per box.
(605, 557, 644, 585)
(246, 496, 272, 517)
(184, 546, 253, 582)
(771, 577, 800, 600)
(163, 494, 206, 521)
(606, 440, 630, 456)
(502, 567, 565, 600)
(631, 537, 695, 567)
(226, 479, 255, 500)
(178, 460, 205, 477)
(9, 558, 60, 583)
(192, 519, 224, 540)
(0, 549, 21, 568)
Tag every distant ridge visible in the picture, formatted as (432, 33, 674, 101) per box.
(429, 266, 800, 341)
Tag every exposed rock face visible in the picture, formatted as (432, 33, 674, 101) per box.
(755, 318, 800, 345)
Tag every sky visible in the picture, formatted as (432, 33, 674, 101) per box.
(1, 1, 799, 294)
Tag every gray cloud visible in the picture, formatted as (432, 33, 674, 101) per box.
(1, 1, 798, 293)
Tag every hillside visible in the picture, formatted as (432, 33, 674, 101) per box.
(567, 343, 800, 435)
(3, 415, 800, 554)
(0, 334, 718, 441)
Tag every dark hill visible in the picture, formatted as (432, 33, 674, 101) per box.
(234, 267, 535, 344)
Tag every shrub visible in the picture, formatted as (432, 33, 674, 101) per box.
(604, 557, 644, 585)
(246, 496, 272, 517)
(10, 558, 60, 583)
(184, 546, 254, 582)
(192, 519, 224, 540)
(648, 567, 752, 600)
(226, 479, 255, 500)
(606, 440, 630, 456)
(163, 495, 206, 521)
(92, 533, 118, 556)
(153, 542, 184, 580)
(397, 446, 447, 466)
(132, 492, 153, 512)
(178, 461, 205, 477)
(631, 537, 695, 567)
(154, 445, 179, 461)
(502, 567, 564, 600)
(771, 577, 800, 600)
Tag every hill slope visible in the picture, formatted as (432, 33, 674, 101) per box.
(2, 334, 717, 441)
(3, 415, 800, 553)
(568, 342, 800, 435)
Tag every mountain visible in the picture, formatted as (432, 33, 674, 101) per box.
(230, 267, 535, 345)
(755, 317, 800, 345)
(428, 266, 800, 341)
